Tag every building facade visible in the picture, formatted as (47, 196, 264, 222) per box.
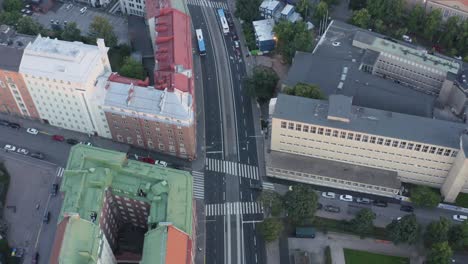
(118, 0, 146, 16)
(425, 0, 468, 21)
(269, 94, 468, 201)
(19, 36, 112, 136)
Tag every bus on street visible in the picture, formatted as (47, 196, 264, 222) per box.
(217, 9, 229, 34)
(196, 29, 206, 56)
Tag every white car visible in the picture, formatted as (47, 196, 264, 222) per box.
(321, 192, 336, 199)
(4, 145, 16, 151)
(453, 215, 468, 222)
(156, 160, 168, 167)
(80, 7, 87, 14)
(339, 194, 353, 202)
(26, 128, 39, 135)
(234, 41, 239, 48)
(396, 216, 402, 221)
(17, 148, 29, 155)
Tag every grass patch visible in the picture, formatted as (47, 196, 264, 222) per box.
(311, 217, 388, 240)
(344, 248, 409, 264)
(324, 245, 332, 264)
(455, 193, 468, 208)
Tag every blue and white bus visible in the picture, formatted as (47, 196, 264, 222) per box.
(195, 29, 206, 56)
(217, 9, 229, 34)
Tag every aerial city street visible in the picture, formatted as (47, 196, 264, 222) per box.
(1, 0, 468, 263)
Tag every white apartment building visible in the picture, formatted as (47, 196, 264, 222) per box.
(118, 0, 146, 16)
(19, 36, 112, 136)
(269, 94, 468, 201)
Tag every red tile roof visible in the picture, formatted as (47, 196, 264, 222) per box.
(166, 225, 192, 264)
(50, 216, 71, 264)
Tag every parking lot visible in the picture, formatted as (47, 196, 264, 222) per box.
(32, 3, 129, 45)
(1, 152, 63, 264)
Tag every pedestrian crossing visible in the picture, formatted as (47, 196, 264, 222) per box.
(56, 167, 64, 178)
(192, 171, 205, 200)
(186, 0, 228, 9)
(262, 182, 275, 191)
(205, 158, 259, 180)
(205, 202, 263, 216)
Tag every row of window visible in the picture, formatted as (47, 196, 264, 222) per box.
(377, 59, 444, 82)
(375, 65, 441, 89)
(280, 121, 458, 157)
(379, 53, 443, 75)
(115, 135, 186, 154)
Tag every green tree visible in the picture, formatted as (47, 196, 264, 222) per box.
(448, 221, 468, 250)
(88, 16, 118, 47)
(60, 22, 82, 42)
(313, 1, 328, 23)
(424, 218, 450, 247)
(259, 218, 283, 243)
(455, 20, 468, 57)
(235, 0, 262, 23)
(386, 214, 420, 244)
(119, 57, 146, 80)
(3, 0, 22, 12)
(440, 16, 460, 50)
(273, 20, 313, 63)
(259, 191, 283, 217)
(410, 185, 441, 208)
(296, 0, 311, 18)
(348, 208, 376, 236)
(285, 83, 325, 99)
(407, 4, 425, 34)
(366, 0, 385, 18)
(350, 9, 371, 29)
(374, 19, 386, 34)
(283, 184, 318, 224)
(348, 0, 367, 10)
(426, 242, 453, 264)
(424, 9, 442, 41)
(0, 12, 21, 26)
(16, 17, 43, 36)
(382, 0, 404, 26)
(245, 66, 279, 102)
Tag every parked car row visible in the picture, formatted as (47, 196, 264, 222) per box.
(51, 134, 92, 146)
(138, 156, 168, 167)
(0, 119, 21, 129)
(321, 191, 391, 208)
(3, 144, 45, 160)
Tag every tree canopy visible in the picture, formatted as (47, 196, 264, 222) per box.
(285, 83, 325, 99)
(348, 208, 376, 236)
(3, 0, 22, 12)
(296, 0, 312, 19)
(426, 242, 453, 264)
(88, 16, 118, 47)
(235, 0, 262, 23)
(313, 1, 328, 23)
(350, 8, 371, 29)
(283, 184, 318, 224)
(259, 191, 283, 217)
(407, 4, 425, 34)
(259, 218, 283, 243)
(386, 214, 420, 244)
(448, 221, 468, 250)
(119, 57, 146, 80)
(245, 66, 279, 103)
(61, 22, 82, 42)
(17, 17, 43, 36)
(410, 185, 441, 208)
(423, 9, 442, 41)
(424, 218, 450, 248)
(0, 12, 21, 26)
(273, 20, 313, 64)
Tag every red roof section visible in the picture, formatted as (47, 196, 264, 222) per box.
(108, 73, 150, 87)
(166, 225, 192, 264)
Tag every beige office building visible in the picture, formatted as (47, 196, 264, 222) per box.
(268, 94, 468, 202)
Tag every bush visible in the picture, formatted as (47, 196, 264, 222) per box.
(242, 23, 257, 51)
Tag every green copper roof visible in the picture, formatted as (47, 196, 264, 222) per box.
(140, 225, 168, 263)
(58, 145, 193, 263)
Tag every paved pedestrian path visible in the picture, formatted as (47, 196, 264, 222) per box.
(205, 201, 263, 216)
(205, 158, 260, 180)
(186, 0, 228, 9)
(192, 170, 204, 200)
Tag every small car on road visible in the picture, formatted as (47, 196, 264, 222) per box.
(324, 205, 341, 213)
(339, 195, 353, 202)
(139, 157, 156, 164)
(80, 7, 87, 14)
(373, 200, 388, 207)
(321, 192, 336, 199)
(155, 160, 168, 167)
(400, 205, 414, 212)
(52, 135, 65, 142)
(356, 197, 371, 204)
(17, 148, 29, 155)
(453, 215, 468, 222)
(250, 183, 263, 190)
(51, 184, 58, 196)
(66, 138, 79, 145)
(43, 211, 50, 223)
(4, 144, 16, 152)
(8, 122, 20, 129)
(26, 128, 39, 135)
(0, 120, 10, 126)
(30, 152, 44, 159)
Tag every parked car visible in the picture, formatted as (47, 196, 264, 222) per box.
(139, 157, 156, 164)
(400, 205, 414, 212)
(26, 128, 39, 135)
(17, 148, 29, 155)
(80, 141, 92, 146)
(356, 197, 371, 204)
(4, 144, 16, 152)
(0, 120, 10, 126)
(31, 252, 39, 264)
(8, 122, 20, 129)
(321, 192, 336, 199)
(396, 216, 402, 221)
(317, 203, 323, 210)
(30, 152, 44, 159)
(250, 183, 263, 190)
(66, 3, 73, 9)
(52, 135, 65, 141)
(373, 200, 388, 207)
(80, 7, 87, 14)
(51, 184, 58, 196)
(324, 205, 341, 213)
(453, 215, 468, 222)
(155, 160, 168, 167)
(66, 138, 79, 145)
(43, 211, 50, 223)
(234, 41, 239, 49)
(339, 194, 353, 202)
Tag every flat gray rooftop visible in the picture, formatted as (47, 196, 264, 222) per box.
(283, 20, 435, 118)
(274, 94, 467, 149)
(266, 150, 401, 189)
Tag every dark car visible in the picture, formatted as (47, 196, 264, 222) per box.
(51, 184, 58, 196)
(52, 135, 65, 141)
(66, 138, 79, 145)
(373, 200, 388, 207)
(250, 183, 263, 190)
(400, 205, 414, 212)
(43, 211, 50, 223)
(324, 205, 341, 213)
(30, 152, 44, 159)
(8, 122, 21, 129)
(0, 120, 10, 126)
(31, 252, 39, 264)
(317, 203, 323, 210)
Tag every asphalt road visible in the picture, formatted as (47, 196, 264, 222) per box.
(188, 2, 265, 263)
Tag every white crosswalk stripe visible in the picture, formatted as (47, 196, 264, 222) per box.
(205, 158, 259, 180)
(262, 182, 275, 191)
(205, 202, 264, 216)
(56, 167, 64, 178)
(186, 0, 228, 9)
(192, 171, 205, 200)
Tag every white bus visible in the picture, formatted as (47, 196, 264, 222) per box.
(217, 9, 229, 34)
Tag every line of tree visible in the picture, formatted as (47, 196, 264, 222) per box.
(273, 20, 314, 64)
(349, 0, 468, 60)
(245, 66, 279, 103)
